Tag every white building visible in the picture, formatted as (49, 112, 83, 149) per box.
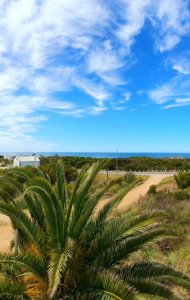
(14, 156, 40, 167)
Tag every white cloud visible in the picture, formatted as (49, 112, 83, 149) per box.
(0, 0, 112, 148)
(167, 52, 190, 75)
(176, 97, 190, 103)
(73, 77, 110, 106)
(163, 103, 189, 109)
(88, 42, 122, 74)
(173, 62, 190, 75)
(117, 0, 190, 53)
(117, 0, 152, 52)
(148, 75, 190, 108)
(1, 0, 110, 67)
(0, 0, 189, 149)
(154, 0, 190, 52)
(87, 41, 124, 85)
(123, 92, 131, 102)
(149, 84, 174, 104)
(60, 105, 107, 118)
(113, 106, 126, 111)
(0, 133, 55, 152)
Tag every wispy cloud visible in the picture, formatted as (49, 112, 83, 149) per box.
(60, 105, 107, 118)
(0, 0, 112, 147)
(86, 41, 124, 85)
(148, 74, 190, 108)
(72, 76, 110, 106)
(123, 92, 131, 102)
(163, 103, 189, 109)
(0, 132, 55, 152)
(154, 0, 190, 52)
(166, 52, 190, 75)
(117, 0, 190, 52)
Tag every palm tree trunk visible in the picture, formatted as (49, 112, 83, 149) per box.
(14, 229, 19, 255)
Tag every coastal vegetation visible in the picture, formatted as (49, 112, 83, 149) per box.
(131, 176, 190, 299)
(2, 155, 190, 173)
(0, 161, 190, 299)
(174, 172, 190, 189)
(40, 155, 190, 172)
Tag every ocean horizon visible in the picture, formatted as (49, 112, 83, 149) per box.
(1, 152, 190, 159)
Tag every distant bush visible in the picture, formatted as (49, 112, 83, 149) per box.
(40, 163, 77, 184)
(148, 184, 157, 195)
(124, 172, 136, 184)
(174, 172, 190, 189)
(40, 155, 190, 172)
(173, 190, 189, 201)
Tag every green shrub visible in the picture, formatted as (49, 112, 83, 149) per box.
(173, 190, 189, 201)
(124, 172, 136, 184)
(174, 172, 190, 189)
(148, 184, 157, 194)
(40, 163, 77, 184)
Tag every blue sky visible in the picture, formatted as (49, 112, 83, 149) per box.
(1, 0, 190, 152)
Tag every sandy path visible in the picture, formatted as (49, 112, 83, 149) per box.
(0, 214, 13, 253)
(117, 174, 169, 210)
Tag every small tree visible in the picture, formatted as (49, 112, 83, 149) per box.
(148, 184, 157, 195)
(124, 172, 136, 184)
(174, 172, 190, 189)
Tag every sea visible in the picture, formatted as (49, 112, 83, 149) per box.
(1, 152, 190, 159)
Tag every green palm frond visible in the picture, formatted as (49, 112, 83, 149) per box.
(61, 164, 90, 242)
(89, 211, 165, 258)
(0, 254, 46, 280)
(75, 179, 121, 242)
(0, 187, 15, 203)
(7, 168, 41, 180)
(69, 161, 106, 238)
(24, 178, 63, 249)
(120, 261, 190, 281)
(0, 175, 22, 191)
(56, 160, 68, 211)
(24, 194, 45, 230)
(48, 245, 74, 299)
(124, 278, 182, 300)
(84, 182, 141, 248)
(0, 201, 44, 251)
(95, 228, 167, 267)
(72, 269, 136, 300)
(55, 161, 69, 247)
(120, 262, 190, 298)
(95, 181, 140, 225)
(0, 278, 27, 300)
(0, 176, 22, 202)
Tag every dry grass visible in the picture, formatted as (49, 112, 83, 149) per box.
(95, 173, 123, 184)
(157, 176, 177, 192)
(158, 176, 175, 186)
(95, 174, 149, 185)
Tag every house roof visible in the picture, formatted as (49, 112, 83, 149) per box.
(14, 156, 40, 162)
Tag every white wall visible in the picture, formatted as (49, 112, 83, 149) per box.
(14, 158, 20, 167)
(20, 161, 40, 167)
(14, 159, 40, 167)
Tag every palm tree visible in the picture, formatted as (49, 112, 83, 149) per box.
(0, 161, 190, 299)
